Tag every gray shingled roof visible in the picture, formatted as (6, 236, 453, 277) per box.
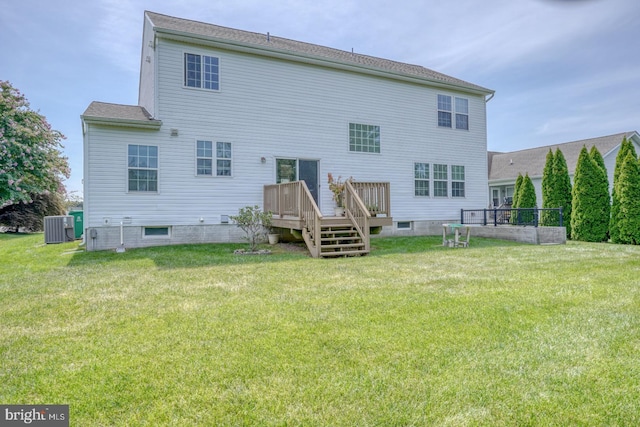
(146, 11, 493, 95)
(488, 132, 638, 181)
(82, 102, 161, 126)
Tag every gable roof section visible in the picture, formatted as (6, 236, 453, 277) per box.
(82, 102, 162, 129)
(489, 131, 639, 181)
(145, 11, 493, 96)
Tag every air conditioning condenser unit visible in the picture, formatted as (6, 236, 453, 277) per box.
(44, 216, 74, 244)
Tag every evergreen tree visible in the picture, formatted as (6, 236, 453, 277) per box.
(571, 147, 609, 242)
(513, 173, 523, 207)
(541, 149, 555, 225)
(553, 149, 572, 237)
(517, 173, 537, 224)
(610, 136, 638, 242)
(612, 151, 640, 244)
(589, 146, 610, 239)
(511, 173, 523, 224)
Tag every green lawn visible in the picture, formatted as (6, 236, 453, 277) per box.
(1, 233, 639, 426)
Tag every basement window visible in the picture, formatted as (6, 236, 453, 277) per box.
(143, 227, 171, 238)
(396, 221, 412, 230)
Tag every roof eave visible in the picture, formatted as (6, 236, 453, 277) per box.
(153, 27, 494, 96)
(82, 115, 163, 129)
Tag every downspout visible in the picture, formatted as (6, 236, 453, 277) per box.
(485, 93, 495, 103)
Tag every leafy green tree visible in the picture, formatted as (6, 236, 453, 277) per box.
(0, 191, 65, 232)
(571, 147, 609, 242)
(0, 81, 69, 206)
(610, 136, 638, 242)
(611, 151, 640, 244)
(553, 149, 572, 237)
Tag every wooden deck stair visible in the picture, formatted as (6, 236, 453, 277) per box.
(318, 219, 367, 257)
(265, 180, 392, 258)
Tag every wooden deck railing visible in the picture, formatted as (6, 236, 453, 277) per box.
(264, 181, 323, 257)
(344, 180, 370, 252)
(350, 181, 391, 217)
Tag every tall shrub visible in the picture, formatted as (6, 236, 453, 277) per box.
(590, 146, 611, 239)
(553, 149, 572, 237)
(571, 147, 609, 242)
(541, 149, 555, 225)
(610, 136, 638, 242)
(612, 151, 640, 244)
(516, 173, 537, 224)
(511, 173, 524, 224)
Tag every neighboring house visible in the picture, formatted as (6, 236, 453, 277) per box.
(82, 11, 494, 252)
(488, 131, 640, 207)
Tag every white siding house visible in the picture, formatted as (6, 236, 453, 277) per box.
(82, 11, 494, 251)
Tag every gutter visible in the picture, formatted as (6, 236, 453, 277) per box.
(81, 115, 163, 130)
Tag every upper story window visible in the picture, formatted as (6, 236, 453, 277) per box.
(349, 123, 380, 153)
(196, 140, 232, 176)
(128, 145, 158, 192)
(414, 163, 430, 197)
(437, 95, 469, 130)
(184, 53, 219, 90)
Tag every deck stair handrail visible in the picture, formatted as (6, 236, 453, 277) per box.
(265, 180, 391, 257)
(264, 181, 323, 257)
(344, 180, 371, 253)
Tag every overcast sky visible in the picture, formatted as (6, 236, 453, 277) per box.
(1, 0, 638, 196)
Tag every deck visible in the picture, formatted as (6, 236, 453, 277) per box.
(264, 181, 392, 257)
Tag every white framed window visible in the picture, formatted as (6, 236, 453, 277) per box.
(196, 141, 232, 176)
(128, 145, 158, 192)
(455, 98, 469, 130)
(196, 140, 213, 175)
(437, 95, 452, 128)
(143, 226, 170, 238)
(433, 164, 448, 197)
(414, 163, 430, 197)
(184, 53, 219, 90)
(349, 123, 380, 153)
(216, 142, 232, 176)
(396, 221, 412, 230)
(452, 165, 465, 197)
(438, 95, 469, 130)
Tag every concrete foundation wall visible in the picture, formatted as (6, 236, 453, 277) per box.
(469, 225, 566, 245)
(86, 221, 566, 251)
(86, 224, 247, 251)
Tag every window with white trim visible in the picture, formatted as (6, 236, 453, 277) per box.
(216, 142, 232, 176)
(455, 98, 469, 130)
(349, 123, 380, 153)
(437, 95, 469, 130)
(452, 165, 465, 197)
(196, 141, 231, 176)
(128, 145, 158, 192)
(433, 164, 448, 197)
(414, 163, 430, 197)
(143, 227, 170, 238)
(184, 53, 219, 90)
(196, 140, 213, 175)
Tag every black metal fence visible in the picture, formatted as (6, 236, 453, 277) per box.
(461, 208, 563, 227)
